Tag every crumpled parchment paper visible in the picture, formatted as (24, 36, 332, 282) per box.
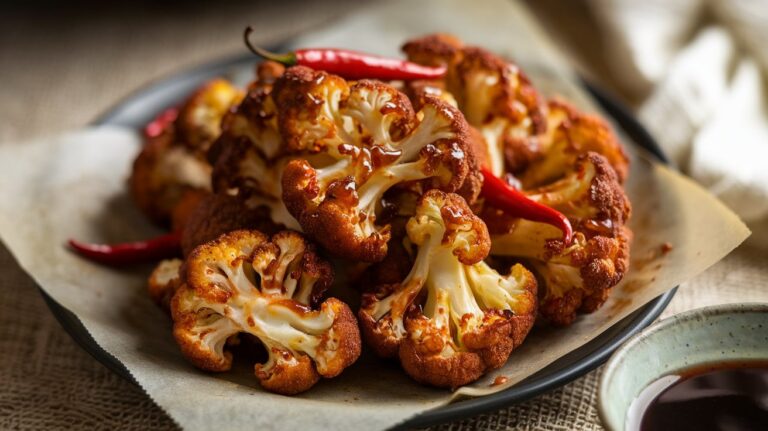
(0, 0, 750, 430)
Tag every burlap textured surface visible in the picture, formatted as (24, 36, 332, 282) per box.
(1, 1, 766, 430)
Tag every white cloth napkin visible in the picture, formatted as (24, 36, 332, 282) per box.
(588, 0, 768, 247)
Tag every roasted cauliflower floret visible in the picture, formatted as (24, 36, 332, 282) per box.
(448, 48, 546, 176)
(177, 78, 244, 156)
(130, 78, 243, 226)
(520, 99, 629, 188)
(526, 152, 631, 229)
(403, 34, 547, 176)
(492, 224, 630, 326)
(209, 65, 286, 198)
(206, 62, 303, 231)
(129, 117, 212, 226)
(359, 190, 536, 387)
(148, 258, 183, 313)
(171, 230, 361, 395)
(488, 153, 631, 326)
(277, 66, 480, 262)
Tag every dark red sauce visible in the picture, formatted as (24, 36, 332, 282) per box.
(631, 361, 768, 431)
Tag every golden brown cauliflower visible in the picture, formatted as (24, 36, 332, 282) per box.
(171, 230, 361, 395)
(130, 78, 242, 226)
(520, 99, 629, 188)
(403, 34, 547, 176)
(359, 190, 536, 388)
(129, 118, 212, 226)
(488, 152, 631, 326)
(148, 258, 183, 313)
(177, 78, 244, 156)
(276, 66, 481, 262)
(206, 62, 302, 230)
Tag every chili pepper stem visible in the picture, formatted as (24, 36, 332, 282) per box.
(243, 27, 297, 65)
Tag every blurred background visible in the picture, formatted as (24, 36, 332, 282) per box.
(1, 0, 766, 429)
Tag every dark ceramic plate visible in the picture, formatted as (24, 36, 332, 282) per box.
(41, 52, 676, 430)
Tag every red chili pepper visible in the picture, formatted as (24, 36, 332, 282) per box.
(243, 27, 446, 81)
(68, 231, 181, 265)
(480, 168, 573, 244)
(144, 108, 178, 138)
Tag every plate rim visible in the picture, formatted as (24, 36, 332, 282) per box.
(39, 52, 677, 430)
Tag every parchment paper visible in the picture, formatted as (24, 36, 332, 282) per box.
(0, 0, 750, 430)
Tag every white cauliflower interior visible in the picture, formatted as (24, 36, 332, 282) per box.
(175, 233, 340, 375)
(365, 192, 535, 347)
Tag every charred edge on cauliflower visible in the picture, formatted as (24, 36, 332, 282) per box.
(359, 191, 536, 387)
(492, 223, 631, 326)
(532, 227, 631, 326)
(171, 230, 360, 395)
(205, 64, 305, 231)
(208, 70, 286, 193)
(207, 61, 293, 198)
(277, 66, 477, 262)
(520, 99, 629, 188)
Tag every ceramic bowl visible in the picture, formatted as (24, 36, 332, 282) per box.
(598, 303, 768, 431)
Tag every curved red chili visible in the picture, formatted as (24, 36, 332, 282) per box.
(68, 231, 181, 265)
(243, 27, 446, 81)
(480, 168, 573, 244)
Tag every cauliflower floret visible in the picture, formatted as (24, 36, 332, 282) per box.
(148, 258, 183, 313)
(359, 190, 536, 387)
(177, 78, 244, 156)
(526, 152, 631, 228)
(206, 63, 306, 232)
(520, 99, 629, 188)
(130, 78, 242, 226)
(401, 33, 465, 67)
(492, 224, 631, 326)
(277, 66, 481, 262)
(171, 230, 361, 395)
(488, 153, 631, 326)
(129, 116, 212, 226)
(209, 79, 285, 198)
(403, 34, 547, 177)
